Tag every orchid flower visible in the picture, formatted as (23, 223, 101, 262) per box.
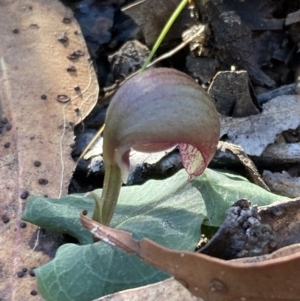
(93, 68, 220, 225)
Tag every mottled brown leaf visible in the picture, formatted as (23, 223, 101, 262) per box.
(0, 0, 98, 299)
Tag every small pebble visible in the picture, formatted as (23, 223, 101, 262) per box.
(1, 118, 8, 124)
(6, 124, 12, 131)
(4, 142, 10, 148)
(33, 160, 41, 167)
(40, 94, 47, 100)
(17, 271, 24, 277)
(12, 28, 19, 34)
(62, 17, 71, 24)
(67, 66, 76, 72)
(29, 268, 36, 277)
(20, 221, 27, 228)
(20, 191, 29, 199)
(30, 290, 38, 296)
(22, 267, 28, 273)
(29, 24, 39, 29)
(74, 85, 80, 91)
(57, 32, 68, 43)
(38, 178, 48, 185)
(67, 50, 84, 60)
(2, 215, 9, 223)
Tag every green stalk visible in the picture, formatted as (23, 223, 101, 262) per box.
(141, 0, 189, 71)
(92, 164, 122, 225)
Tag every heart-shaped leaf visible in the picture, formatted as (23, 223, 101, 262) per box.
(22, 168, 286, 301)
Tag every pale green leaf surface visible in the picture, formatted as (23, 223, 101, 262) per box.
(196, 169, 288, 226)
(22, 169, 287, 301)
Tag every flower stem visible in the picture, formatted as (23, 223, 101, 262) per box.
(141, 0, 189, 71)
(92, 163, 122, 225)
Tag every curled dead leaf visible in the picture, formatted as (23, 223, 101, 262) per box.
(81, 210, 300, 301)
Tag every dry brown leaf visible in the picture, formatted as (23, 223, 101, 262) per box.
(0, 0, 98, 299)
(218, 141, 269, 191)
(221, 95, 300, 156)
(94, 278, 203, 301)
(232, 244, 300, 264)
(251, 198, 300, 251)
(81, 212, 300, 301)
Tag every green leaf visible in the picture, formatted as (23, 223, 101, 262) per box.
(36, 243, 169, 301)
(195, 169, 287, 226)
(23, 193, 95, 245)
(22, 169, 287, 301)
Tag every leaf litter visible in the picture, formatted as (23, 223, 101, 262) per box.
(4, 1, 300, 300)
(221, 95, 300, 156)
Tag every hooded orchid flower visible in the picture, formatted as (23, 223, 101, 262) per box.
(93, 68, 220, 225)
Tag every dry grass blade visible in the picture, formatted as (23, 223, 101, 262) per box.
(78, 124, 105, 160)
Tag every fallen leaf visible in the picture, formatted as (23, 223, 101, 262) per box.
(0, 0, 98, 299)
(22, 168, 285, 300)
(218, 141, 269, 190)
(213, 141, 300, 175)
(257, 197, 300, 249)
(232, 243, 300, 264)
(221, 95, 300, 156)
(263, 170, 300, 198)
(94, 278, 203, 301)
(81, 211, 300, 301)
